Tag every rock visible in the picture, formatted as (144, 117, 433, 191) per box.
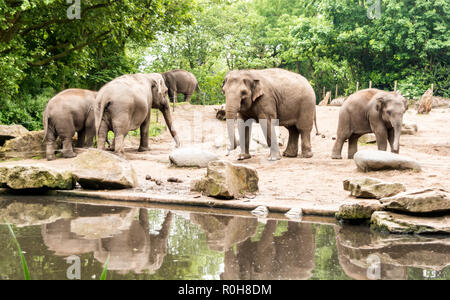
(343, 177, 405, 199)
(402, 122, 418, 135)
(353, 150, 421, 172)
(358, 133, 377, 144)
(0, 165, 75, 190)
(251, 206, 269, 218)
(71, 149, 138, 189)
(167, 177, 183, 183)
(417, 89, 433, 114)
(285, 207, 303, 220)
(169, 147, 219, 168)
(0, 124, 29, 146)
(431, 96, 450, 108)
(329, 97, 346, 106)
(380, 188, 450, 214)
(371, 211, 450, 234)
(336, 200, 383, 221)
(191, 160, 259, 199)
(318, 91, 331, 106)
(0, 130, 46, 159)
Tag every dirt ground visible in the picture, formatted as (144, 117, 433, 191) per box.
(2, 104, 450, 214)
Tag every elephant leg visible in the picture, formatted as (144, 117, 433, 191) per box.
(172, 89, 177, 112)
(84, 128, 95, 148)
(113, 133, 126, 154)
(300, 129, 313, 158)
(374, 127, 388, 151)
(46, 129, 57, 161)
(184, 94, 192, 103)
(387, 129, 396, 153)
(237, 118, 252, 160)
(76, 130, 85, 148)
(347, 134, 361, 159)
(261, 119, 281, 161)
(97, 120, 109, 150)
(283, 126, 299, 157)
(61, 135, 76, 158)
(138, 115, 150, 152)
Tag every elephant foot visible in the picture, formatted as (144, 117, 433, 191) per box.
(348, 154, 355, 159)
(331, 153, 343, 160)
(138, 147, 150, 152)
(268, 152, 282, 161)
(62, 152, 77, 159)
(237, 153, 252, 160)
(46, 155, 56, 161)
(283, 150, 298, 158)
(301, 151, 313, 158)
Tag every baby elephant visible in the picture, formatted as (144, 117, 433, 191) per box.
(43, 89, 97, 160)
(331, 89, 408, 159)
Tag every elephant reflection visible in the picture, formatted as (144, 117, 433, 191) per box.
(42, 208, 173, 274)
(334, 225, 450, 280)
(190, 214, 315, 280)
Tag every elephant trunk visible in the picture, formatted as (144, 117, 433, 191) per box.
(391, 118, 402, 153)
(226, 105, 239, 150)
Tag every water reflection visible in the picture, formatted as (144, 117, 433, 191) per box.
(0, 197, 449, 280)
(335, 225, 450, 280)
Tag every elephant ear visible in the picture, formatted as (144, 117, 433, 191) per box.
(221, 78, 227, 93)
(251, 79, 264, 102)
(375, 95, 386, 112)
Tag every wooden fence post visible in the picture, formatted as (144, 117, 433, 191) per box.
(394, 80, 397, 92)
(369, 81, 372, 89)
(335, 84, 338, 99)
(356, 82, 359, 92)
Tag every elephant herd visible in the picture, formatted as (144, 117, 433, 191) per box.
(43, 67, 408, 162)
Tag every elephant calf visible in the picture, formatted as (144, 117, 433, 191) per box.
(95, 73, 180, 154)
(331, 88, 408, 159)
(162, 69, 199, 111)
(43, 89, 97, 161)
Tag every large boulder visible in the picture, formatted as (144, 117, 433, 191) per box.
(0, 130, 46, 159)
(371, 211, 450, 234)
(380, 188, 450, 214)
(353, 150, 421, 172)
(0, 124, 29, 146)
(191, 160, 259, 199)
(71, 149, 138, 189)
(0, 165, 75, 190)
(343, 177, 405, 199)
(169, 147, 219, 168)
(358, 134, 377, 144)
(336, 200, 383, 221)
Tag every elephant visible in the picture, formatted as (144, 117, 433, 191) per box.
(95, 73, 180, 154)
(331, 88, 408, 159)
(222, 68, 317, 161)
(43, 88, 97, 161)
(162, 69, 200, 111)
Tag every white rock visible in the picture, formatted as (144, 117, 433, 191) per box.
(169, 147, 219, 168)
(354, 150, 421, 172)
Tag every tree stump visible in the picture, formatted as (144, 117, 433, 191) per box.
(417, 89, 433, 114)
(318, 91, 331, 106)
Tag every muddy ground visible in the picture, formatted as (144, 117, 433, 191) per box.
(2, 104, 450, 214)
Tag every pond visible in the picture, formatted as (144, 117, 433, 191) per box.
(0, 196, 449, 280)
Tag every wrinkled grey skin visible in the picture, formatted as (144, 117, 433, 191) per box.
(331, 88, 408, 159)
(95, 73, 180, 154)
(43, 89, 97, 161)
(162, 69, 199, 110)
(223, 68, 316, 161)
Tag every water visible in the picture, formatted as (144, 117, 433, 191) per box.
(0, 196, 449, 280)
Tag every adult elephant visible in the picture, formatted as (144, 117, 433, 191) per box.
(43, 89, 97, 161)
(162, 69, 199, 111)
(95, 73, 180, 154)
(222, 68, 316, 161)
(331, 89, 408, 159)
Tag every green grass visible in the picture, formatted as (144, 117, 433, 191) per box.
(100, 254, 110, 280)
(4, 219, 30, 280)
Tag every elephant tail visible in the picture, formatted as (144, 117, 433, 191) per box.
(95, 92, 108, 142)
(314, 107, 320, 136)
(42, 106, 49, 143)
